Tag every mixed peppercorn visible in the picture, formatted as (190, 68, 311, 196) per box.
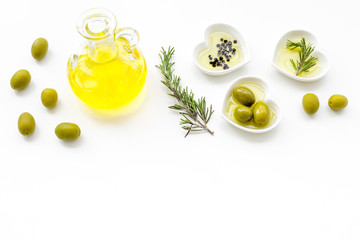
(208, 38, 238, 70)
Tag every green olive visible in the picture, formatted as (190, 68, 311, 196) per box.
(233, 105, 253, 123)
(302, 93, 319, 115)
(328, 94, 348, 110)
(31, 38, 48, 60)
(18, 112, 35, 136)
(253, 101, 270, 125)
(55, 123, 81, 141)
(233, 86, 256, 106)
(41, 88, 58, 108)
(10, 69, 31, 90)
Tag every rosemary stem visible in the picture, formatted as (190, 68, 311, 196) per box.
(171, 87, 214, 136)
(157, 46, 214, 137)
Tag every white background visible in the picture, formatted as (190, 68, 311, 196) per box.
(1, 0, 359, 239)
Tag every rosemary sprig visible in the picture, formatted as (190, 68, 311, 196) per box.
(156, 46, 214, 137)
(286, 38, 318, 76)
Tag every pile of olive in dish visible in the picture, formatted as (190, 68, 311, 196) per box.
(232, 86, 273, 127)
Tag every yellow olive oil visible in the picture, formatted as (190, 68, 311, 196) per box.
(68, 38, 147, 110)
(198, 31, 243, 71)
(277, 37, 321, 78)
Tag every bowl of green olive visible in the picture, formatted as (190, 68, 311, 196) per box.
(221, 76, 281, 133)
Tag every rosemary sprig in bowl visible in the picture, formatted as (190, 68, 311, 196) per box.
(156, 47, 214, 137)
(287, 38, 318, 76)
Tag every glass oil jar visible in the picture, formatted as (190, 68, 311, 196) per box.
(67, 8, 147, 110)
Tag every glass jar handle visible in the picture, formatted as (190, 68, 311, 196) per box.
(116, 27, 139, 51)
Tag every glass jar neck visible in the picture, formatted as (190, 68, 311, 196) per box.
(87, 34, 117, 63)
(77, 8, 118, 63)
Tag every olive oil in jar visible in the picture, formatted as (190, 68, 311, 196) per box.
(68, 8, 147, 110)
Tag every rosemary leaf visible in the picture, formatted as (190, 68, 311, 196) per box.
(156, 46, 214, 137)
(286, 38, 318, 76)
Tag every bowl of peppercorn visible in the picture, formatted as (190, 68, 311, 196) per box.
(193, 23, 250, 75)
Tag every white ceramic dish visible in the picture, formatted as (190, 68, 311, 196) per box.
(193, 23, 250, 76)
(221, 76, 281, 133)
(272, 30, 329, 82)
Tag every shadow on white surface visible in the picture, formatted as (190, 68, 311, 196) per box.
(195, 64, 251, 85)
(270, 68, 328, 91)
(220, 118, 281, 143)
(13, 78, 35, 97)
(58, 134, 84, 148)
(22, 128, 40, 142)
(73, 81, 149, 124)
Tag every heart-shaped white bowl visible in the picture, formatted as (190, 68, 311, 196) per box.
(193, 23, 250, 75)
(221, 76, 281, 133)
(272, 30, 329, 82)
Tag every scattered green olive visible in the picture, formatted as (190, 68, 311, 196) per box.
(18, 112, 35, 136)
(41, 88, 58, 108)
(302, 93, 319, 115)
(55, 122, 81, 141)
(328, 94, 348, 110)
(10, 69, 31, 90)
(31, 37, 48, 60)
(233, 86, 256, 106)
(233, 105, 253, 123)
(253, 101, 270, 125)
